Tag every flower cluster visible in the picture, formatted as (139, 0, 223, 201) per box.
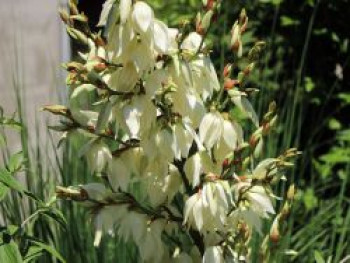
(49, 0, 299, 262)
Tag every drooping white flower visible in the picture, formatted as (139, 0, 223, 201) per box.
(137, 220, 166, 263)
(202, 181, 232, 220)
(108, 156, 132, 191)
(108, 61, 139, 92)
(93, 204, 128, 246)
(191, 56, 220, 100)
(183, 187, 229, 232)
(173, 122, 194, 159)
(233, 182, 275, 221)
(181, 32, 203, 53)
(70, 84, 99, 126)
(117, 210, 148, 243)
(152, 20, 170, 54)
(85, 141, 112, 174)
(199, 111, 224, 149)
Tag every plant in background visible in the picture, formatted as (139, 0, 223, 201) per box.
(47, 0, 299, 261)
(0, 106, 66, 263)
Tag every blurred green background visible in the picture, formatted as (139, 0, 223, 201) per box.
(1, 0, 349, 262)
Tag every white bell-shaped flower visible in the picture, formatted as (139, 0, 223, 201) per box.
(85, 141, 112, 174)
(108, 156, 132, 192)
(199, 111, 224, 149)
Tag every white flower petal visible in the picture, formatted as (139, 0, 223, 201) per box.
(119, 0, 132, 24)
(193, 199, 204, 231)
(97, 0, 115, 27)
(184, 194, 198, 225)
(184, 153, 202, 187)
(222, 120, 237, 150)
(232, 95, 259, 127)
(108, 157, 131, 191)
(132, 1, 154, 33)
(181, 32, 203, 52)
(123, 105, 141, 138)
(199, 112, 223, 149)
(153, 19, 170, 54)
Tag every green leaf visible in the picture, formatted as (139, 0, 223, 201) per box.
(338, 93, 350, 104)
(272, 0, 283, 5)
(337, 129, 350, 142)
(280, 16, 300, 27)
(42, 209, 67, 230)
(303, 188, 318, 211)
(29, 240, 66, 263)
(23, 246, 44, 263)
(0, 169, 24, 193)
(319, 147, 350, 164)
(8, 151, 24, 173)
(0, 241, 23, 263)
(0, 183, 9, 201)
(328, 118, 342, 130)
(314, 250, 325, 263)
(0, 117, 22, 131)
(259, 0, 284, 4)
(304, 77, 315, 93)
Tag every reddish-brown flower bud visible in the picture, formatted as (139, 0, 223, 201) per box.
(224, 78, 239, 90)
(93, 63, 107, 72)
(205, 0, 215, 11)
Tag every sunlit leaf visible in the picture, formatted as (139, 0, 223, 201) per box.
(280, 16, 300, 27)
(23, 246, 44, 263)
(8, 151, 24, 173)
(0, 169, 24, 193)
(28, 240, 66, 263)
(0, 241, 23, 263)
(314, 250, 325, 263)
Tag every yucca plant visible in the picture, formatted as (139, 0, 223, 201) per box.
(44, 0, 300, 262)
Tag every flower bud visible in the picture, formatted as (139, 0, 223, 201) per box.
(269, 218, 280, 243)
(243, 63, 255, 76)
(230, 22, 240, 47)
(239, 9, 248, 33)
(287, 184, 296, 201)
(280, 202, 290, 220)
(222, 158, 230, 169)
(224, 78, 239, 90)
(69, 0, 79, 15)
(94, 35, 106, 47)
(70, 14, 88, 23)
(205, 0, 216, 11)
(195, 12, 205, 35)
(58, 8, 70, 24)
(66, 27, 88, 45)
(56, 186, 88, 201)
(223, 63, 232, 77)
(42, 105, 69, 117)
(201, 10, 214, 31)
